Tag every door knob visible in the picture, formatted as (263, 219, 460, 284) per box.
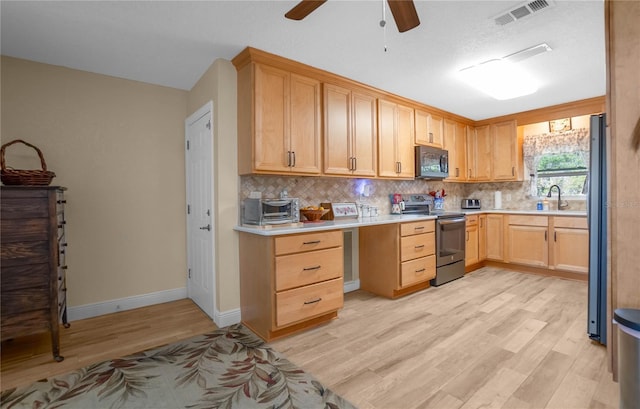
(199, 224, 211, 231)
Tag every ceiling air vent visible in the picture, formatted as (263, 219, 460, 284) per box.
(493, 0, 555, 26)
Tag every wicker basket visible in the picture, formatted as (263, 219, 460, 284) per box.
(1, 139, 56, 186)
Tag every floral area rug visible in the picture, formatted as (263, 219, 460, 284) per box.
(1, 324, 355, 409)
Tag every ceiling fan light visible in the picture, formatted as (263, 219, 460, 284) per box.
(458, 59, 539, 100)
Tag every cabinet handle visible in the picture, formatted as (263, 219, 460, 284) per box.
(61, 265, 68, 270)
(512, 166, 515, 176)
(545, 231, 548, 241)
(57, 200, 67, 204)
(286, 151, 291, 167)
(303, 240, 321, 245)
(353, 157, 357, 171)
(61, 243, 68, 247)
(414, 245, 425, 249)
(554, 231, 557, 242)
(415, 268, 426, 274)
(414, 226, 424, 230)
(469, 169, 472, 179)
(291, 151, 296, 167)
(456, 168, 460, 177)
(303, 265, 321, 271)
(466, 231, 469, 241)
(303, 298, 322, 305)
(58, 221, 67, 227)
(428, 132, 433, 143)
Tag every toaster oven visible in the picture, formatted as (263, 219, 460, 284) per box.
(241, 198, 300, 225)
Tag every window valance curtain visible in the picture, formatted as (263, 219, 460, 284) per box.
(522, 128, 590, 196)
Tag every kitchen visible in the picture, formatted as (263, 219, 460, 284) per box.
(1, 1, 639, 407)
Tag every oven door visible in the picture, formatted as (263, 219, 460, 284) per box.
(436, 217, 466, 267)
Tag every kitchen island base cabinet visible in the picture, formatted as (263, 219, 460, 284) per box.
(359, 220, 435, 299)
(239, 230, 344, 341)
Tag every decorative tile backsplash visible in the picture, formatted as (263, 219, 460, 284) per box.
(240, 175, 586, 216)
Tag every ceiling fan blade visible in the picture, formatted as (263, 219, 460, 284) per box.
(285, 0, 327, 21)
(387, 0, 420, 32)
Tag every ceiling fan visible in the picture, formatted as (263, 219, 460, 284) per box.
(285, 0, 420, 33)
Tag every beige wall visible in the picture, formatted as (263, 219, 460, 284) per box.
(1, 56, 188, 307)
(187, 59, 240, 313)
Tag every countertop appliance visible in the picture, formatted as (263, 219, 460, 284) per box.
(241, 197, 300, 226)
(588, 113, 607, 345)
(415, 146, 448, 179)
(461, 198, 481, 209)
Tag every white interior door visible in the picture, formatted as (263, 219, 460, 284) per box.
(185, 102, 215, 319)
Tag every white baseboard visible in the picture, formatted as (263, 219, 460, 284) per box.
(214, 308, 241, 328)
(344, 279, 360, 293)
(67, 287, 187, 321)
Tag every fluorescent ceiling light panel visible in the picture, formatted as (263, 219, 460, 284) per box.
(458, 43, 551, 100)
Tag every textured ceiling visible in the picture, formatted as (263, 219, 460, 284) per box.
(0, 0, 606, 120)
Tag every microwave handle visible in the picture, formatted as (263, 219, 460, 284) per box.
(440, 153, 448, 173)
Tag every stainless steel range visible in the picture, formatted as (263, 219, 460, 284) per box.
(432, 212, 466, 286)
(390, 193, 466, 286)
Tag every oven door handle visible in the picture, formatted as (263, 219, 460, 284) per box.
(438, 218, 466, 225)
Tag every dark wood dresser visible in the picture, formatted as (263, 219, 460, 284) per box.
(1, 186, 69, 362)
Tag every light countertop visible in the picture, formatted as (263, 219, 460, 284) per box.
(234, 209, 587, 236)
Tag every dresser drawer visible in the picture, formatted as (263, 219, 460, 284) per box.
(275, 247, 343, 291)
(1, 263, 50, 291)
(1, 309, 51, 341)
(0, 197, 49, 219)
(400, 220, 435, 237)
(275, 277, 343, 328)
(275, 230, 342, 256)
(1, 218, 49, 243)
(1, 286, 51, 314)
(401, 255, 436, 287)
(1, 241, 50, 267)
(400, 232, 435, 262)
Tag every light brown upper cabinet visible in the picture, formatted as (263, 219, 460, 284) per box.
(491, 120, 520, 181)
(467, 125, 491, 181)
(323, 83, 377, 177)
(378, 99, 415, 179)
(444, 119, 467, 181)
(415, 109, 444, 148)
(236, 62, 321, 175)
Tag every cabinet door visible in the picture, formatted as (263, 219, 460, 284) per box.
(253, 64, 290, 172)
(486, 214, 504, 261)
(468, 125, 491, 181)
(444, 119, 467, 181)
(323, 83, 352, 175)
(377, 99, 398, 178)
(492, 120, 518, 180)
(508, 225, 548, 267)
(479, 214, 487, 261)
(351, 92, 377, 177)
(465, 224, 479, 266)
(552, 227, 589, 273)
(415, 110, 442, 147)
(396, 104, 415, 178)
(289, 74, 321, 174)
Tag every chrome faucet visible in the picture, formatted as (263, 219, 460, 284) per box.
(546, 185, 567, 210)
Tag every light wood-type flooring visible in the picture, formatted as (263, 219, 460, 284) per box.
(270, 267, 620, 409)
(1, 267, 620, 409)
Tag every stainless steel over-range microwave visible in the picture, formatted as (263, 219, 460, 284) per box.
(415, 146, 449, 179)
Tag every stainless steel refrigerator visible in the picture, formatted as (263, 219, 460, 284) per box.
(588, 113, 607, 344)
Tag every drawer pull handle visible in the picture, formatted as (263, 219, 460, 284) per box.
(304, 298, 322, 305)
(414, 245, 425, 249)
(58, 221, 67, 228)
(303, 265, 321, 271)
(57, 200, 67, 204)
(414, 226, 425, 230)
(303, 240, 321, 245)
(415, 268, 426, 273)
(61, 265, 68, 270)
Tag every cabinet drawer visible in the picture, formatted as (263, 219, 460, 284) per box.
(466, 215, 478, 226)
(508, 215, 548, 227)
(400, 220, 435, 237)
(275, 247, 343, 291)
(1, 309, 50, 341)
(1, 286, 50, 314)
(1, 263, 50, 291)
(553, 216, 587, 229)
(401, 232, 435, 262)
(275, 277, 343, 328)
(401, 255, 436, 287)
(275, 230, 342, 255)
(0, 197, 49, 219)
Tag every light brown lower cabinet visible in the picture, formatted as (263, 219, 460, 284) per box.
(478, 214, 487, 261)
(465, 215, 479, 266)
(360, 220, 436, 298)
(505, 214, 589, 274)
(485, 214, 504, 261)
(239, 230, 344, 341)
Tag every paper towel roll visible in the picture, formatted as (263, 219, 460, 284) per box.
(494, 191, 502, 209)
